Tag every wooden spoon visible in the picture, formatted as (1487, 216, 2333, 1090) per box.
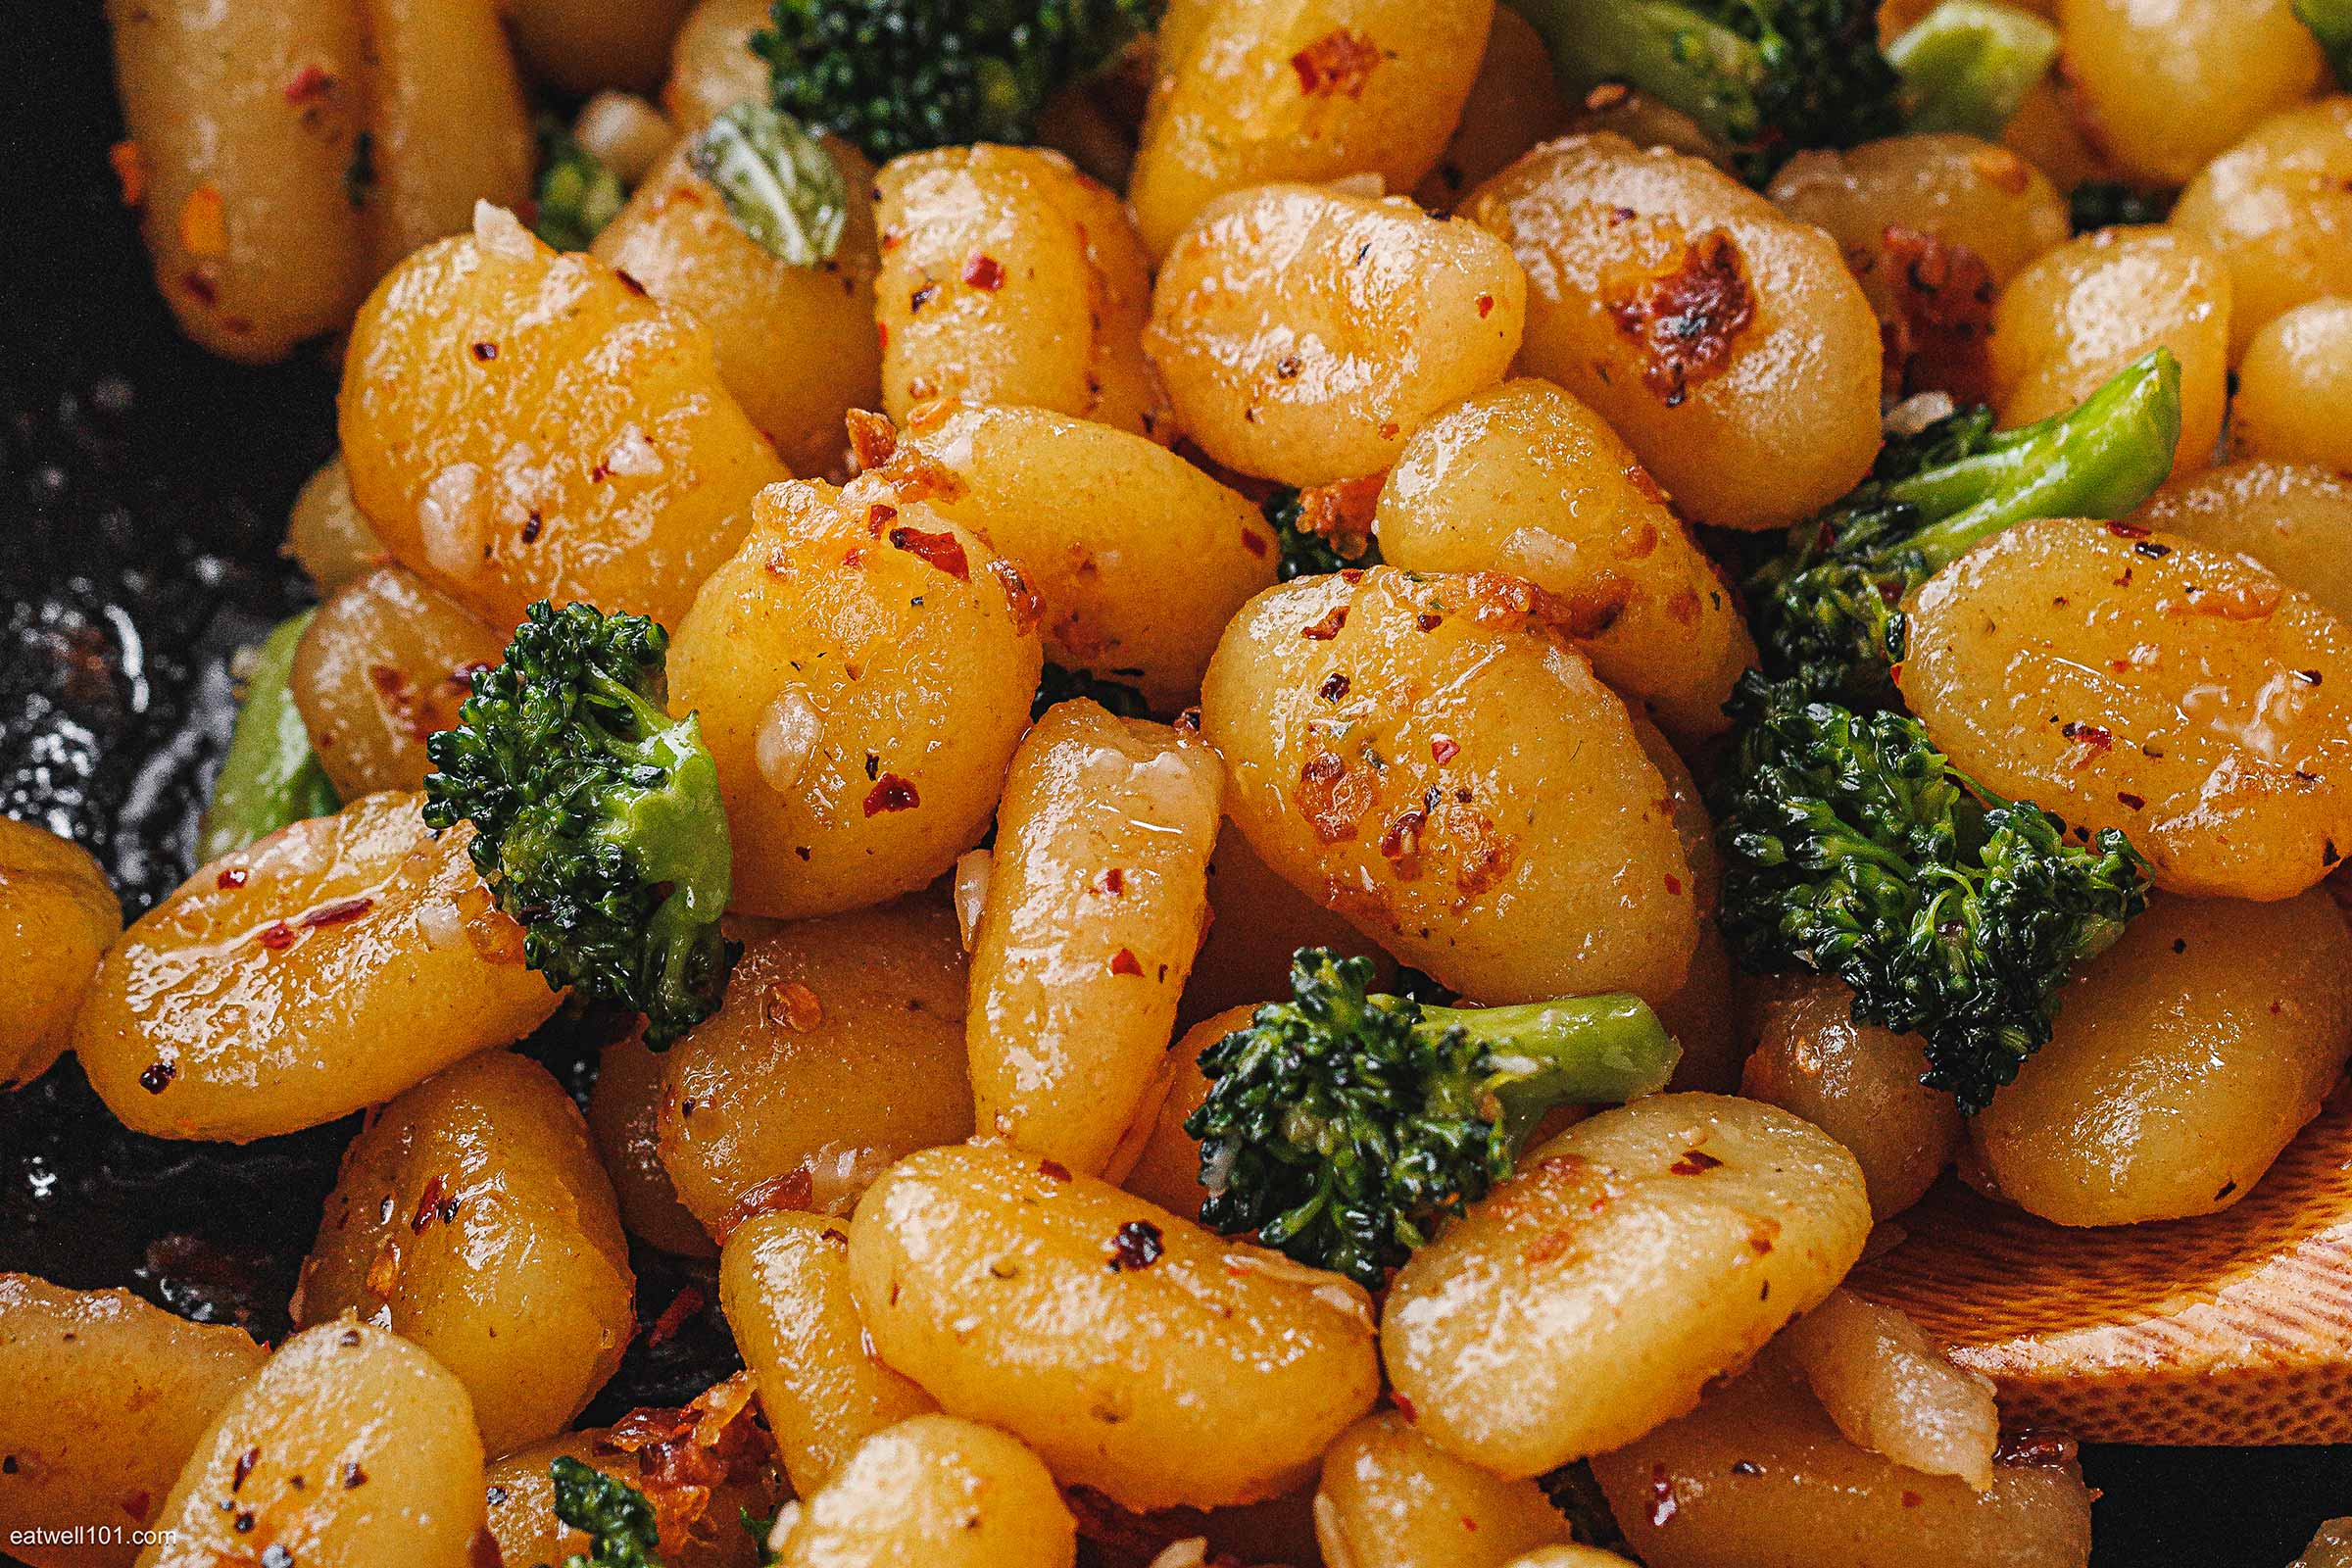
(1848, 1097, 2352, 1445)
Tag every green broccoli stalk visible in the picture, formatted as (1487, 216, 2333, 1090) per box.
(755, 0, 1159, 163)
(1505, 0, 1902, 181)
(2296, 0, 2352, 86)
(1033, 662, 1152, 720)
(197, 612, 342, 863)
(1751, 348, 2180, 703)
(1185, 949, 1680, 1288)
(1885, 0, 2060, 138)
(532, 121, 629, 252)
(424, 602, 736, 1048)
(1715, 672, 2149, 1112)
(543, 1456, 662, 1568)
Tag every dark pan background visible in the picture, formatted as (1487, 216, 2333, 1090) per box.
(3, 7, 2347, 1562)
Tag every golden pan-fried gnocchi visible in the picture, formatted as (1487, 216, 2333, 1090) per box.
(1374, 377, 1756, 742)
(286, 455, 388, 597)
(667, 466, 1042, 921)
(1590, 1350, 2094, 1568)
(1464, 134, 1884, 531)
(0, 1278, 267, 1568)
(1987, 226, 2232, 482)
(966, 701, 1222, 1176)
(2133, 461, 2352, 621)
(292, 1051, 636, 1454)
(662, 0, 771, 132)
(1901, 516, 2352, 900)
(1413, 7, 1571, 212)
(1146, 182, 1528, 486)
(848, 1141, 1382, 1510)
(2171, 98, 2352, 360)
(656, 902, 974, 1236)
(766, 1415, 1077, 1568)
(289, 564, 504, 800)
(584, 1031, 719, 1257)
(1969, 890, 2352, 1227)
(0, 818, 121, 1092)
(1625, 716, 1746, 1094)
(717, 1210, 939, 1495)
(502, 0, 698, 93)
(341, 210, 789, 630)
(1312, 1409, 1576, 1568)
(874, 145, 1167, 438)
(353, 0, 534, 274)
(1202, 567, 1698, 1005)
(2230, 298, 2352, 472)
(901, 402, 1279, 710)
(594, 140, 884, 476)
(74, 791, 560, 1141)
(137, 1322, 486, 1568)
(2056, 0, 2328, 189)
(1775, 1290, 2000, 1490)
(1129, 0, 1496, 259)
(1381, 1094, 1872, 1477)
(1178, 825, 1398, 1031)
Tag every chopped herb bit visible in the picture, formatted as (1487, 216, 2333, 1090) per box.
(543, 1456, 662, 1568)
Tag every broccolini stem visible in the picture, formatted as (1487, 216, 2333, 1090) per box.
(1421, 994, 1680, 1148)
(1885, 0, 2059, 138)
(1889, 348, 2181, 574)
(2297, 0, 2352, 86)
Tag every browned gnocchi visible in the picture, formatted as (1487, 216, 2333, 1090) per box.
(0, 818, 122, 1092)
(289, 564, 504, 800)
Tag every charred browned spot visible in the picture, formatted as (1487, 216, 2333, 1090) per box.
(1881, 226, 1997, 403)
(1434, 795, 1515, 902)
(1605, 229, 1755, 407)
(863, 773, 919, 815)
(887, 524, 970, 581)
(762, 980, 823, 1032)
(1298, 749, 1379, 843)
(714, 1168, 815, 1241)
(1294, 472, 1385, 564)
(1670, 1148, 1723, 1176)
(1291, 27, 1383, 97)
(1321, 874, 1401, 934)
(599, 1374, 772, 1531)
(1614, 520, 1661, 561)
(988, 558, 1045, 633)
(1417, 570, 1632, 641)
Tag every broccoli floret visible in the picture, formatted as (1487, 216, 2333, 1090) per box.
(687, 101, 848, 267)
(424, 602, 737, 1048)
(1750, 348, 2180, 703)
(1263, 486, 1383, 582)
(1185, 948, 1680, 1287)
(2296, 0, 2352, 86)
(532, 122, 628, 252)
(1507, 0, 1901, 182)
(2068, 179, 2172, 235)
(1884, 0, 2059, 139)
(543, 1456, 662, 1568)
(1033, 662, 1152, 720)
(1714, 672, 2149, 1112)
(755, 0, 1158, 163)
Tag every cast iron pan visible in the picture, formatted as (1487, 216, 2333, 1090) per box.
(1, 8, 2344, 1561)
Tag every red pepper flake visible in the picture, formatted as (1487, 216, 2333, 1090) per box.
(284, 64, 335, 103)
(1301, 605, 1349, 641)
(1241, 528, 1268, 558)
(301, 896, 374, 929)
(470, 340, 497, 362)
(888, 524, 970, 581)
(987, 558, 1043, 632)
(179, 184, 228, 258)
(411, 1174, 451, 1234)
(1476, 293, 1494, 318)
(1109, 947, 1145, 977)
(865, 502, 898, 536)
(1320, 671, 1351, 701)
(2118, 791, 2146, 810)
(180, 267, 220, 306)
(1669, 1149, 1723, 1175)
(217, 865, 249, 890)
(1101, 867, 1126, 895)
(233, 1446, 261, 1492)
(121, 1489, 151, 1520)
(1995, 1432, 2077, 1468)
(2059, 720, 2113, 750)
(1039, 1158, 1072, 1182)
(1415, 612, 1443, 632)
(109, 140, 147, 207)
(1648, 1463, 1680, 1527)
(1291, 27, 1383, 97)
(1664, 873, 1684, 896)
(715, 1169, 816, 1241)
(909, 282, 938, 313)
(139, 1061, 176, 1095)
(1902, 1490, 1923, 1508)
(961, 252, 1005, 290)
(2105, 518, 2151, 540)
(257, 920, 295, 951)
(646, 1285, 707, 1348)
(2134, 540, 2172, 559)
(341, 1462, 367, 1490)
(1392, 1392, 1417, 1421)
(863, 773, 919, 815)
(1431, 737, 1459, 764)
(1107, 1219, 1164, 1271)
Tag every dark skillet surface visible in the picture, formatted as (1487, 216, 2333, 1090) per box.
(3, 9, 2348, 1563)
